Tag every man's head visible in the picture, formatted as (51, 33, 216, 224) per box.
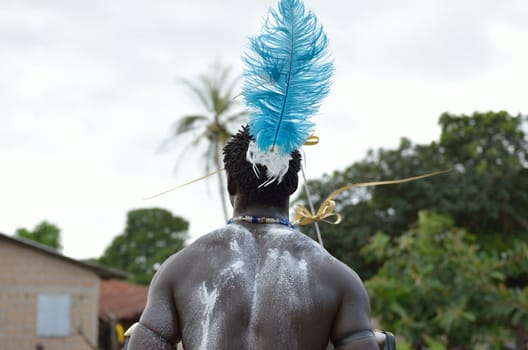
(223, 125, 301, 207)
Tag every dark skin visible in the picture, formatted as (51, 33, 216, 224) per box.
(128, 174, 379, 350)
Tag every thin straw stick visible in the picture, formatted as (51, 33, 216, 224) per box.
(144, 168, 224, 200)
(301, 166, 324, 247)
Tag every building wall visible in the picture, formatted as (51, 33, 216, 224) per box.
(0, 240, 100, 350)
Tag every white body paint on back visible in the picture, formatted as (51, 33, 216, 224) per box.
(197, 256, 245, 350)
(230, 239, 241, 254)
(248, 238, 312, 347)
(197, 283, 218, 350)
(190, 225, 326, 349)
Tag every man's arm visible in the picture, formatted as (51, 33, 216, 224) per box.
(330, 266, 379, 350)
(128, 257, 181, 350)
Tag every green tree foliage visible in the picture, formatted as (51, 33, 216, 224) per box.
(298, 111, 528, 278)
(364, 211, 528, 349)
(161, 62, 248, 221)
(297, 111, 528, 346)
(438, 112, 528, 237)
(98, 208, 188, 285)
(15, 221, 62, 252)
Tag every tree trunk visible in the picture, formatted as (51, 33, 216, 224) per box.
(215, 143, 229, 222)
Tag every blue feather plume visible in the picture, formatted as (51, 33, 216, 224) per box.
(242, 0, 334, 156)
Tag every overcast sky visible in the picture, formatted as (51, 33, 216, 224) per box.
(2, 0, 528, 260)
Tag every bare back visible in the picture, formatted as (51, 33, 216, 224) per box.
(130, 224, 376, 350)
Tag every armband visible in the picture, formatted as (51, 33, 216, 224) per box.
(123, 322, 175, 350)
(333, 329, 375, 347)
(334, 329, 396, 349)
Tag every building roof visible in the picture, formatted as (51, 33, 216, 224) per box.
(99, 279, 149, 321)
(0, 232, 128, 280)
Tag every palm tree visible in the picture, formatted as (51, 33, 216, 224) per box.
(164, 63, 248, 221)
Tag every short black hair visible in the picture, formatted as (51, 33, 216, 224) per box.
(223, 125, 301, 206)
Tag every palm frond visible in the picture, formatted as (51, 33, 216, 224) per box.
(173, 115, 208, 135)
(158, 115, 207, 153)
(191, 130, 208, 146)
(225, 110, 249, 123)
(224, 73, 242, 99)
(181, 79, 212, 112)
(165, 62, 245, 220)
(217, 65, 233, 86)
(172, 130, 209, 174)
(210, 87, 224, 116)
(171, 136, 204, 174)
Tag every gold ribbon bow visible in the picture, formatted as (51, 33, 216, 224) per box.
(294, 199, 342, 225)
(294, 170, 450, 226)
(303, 134, 320, 146)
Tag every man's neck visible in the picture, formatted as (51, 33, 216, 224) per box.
(232, 198, 290, 220)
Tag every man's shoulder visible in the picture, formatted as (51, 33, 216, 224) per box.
(263, 228, 362, 279)
(153, 226, 242, 282)
(188, 224, 248, 249)
(311, 250, 363, 288)
(161, 224, 361, 281)
(281, 233, 365, 290)
(165, 224, 249, 264)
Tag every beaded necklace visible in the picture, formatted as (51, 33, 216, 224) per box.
(227, 215, 295, 229)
